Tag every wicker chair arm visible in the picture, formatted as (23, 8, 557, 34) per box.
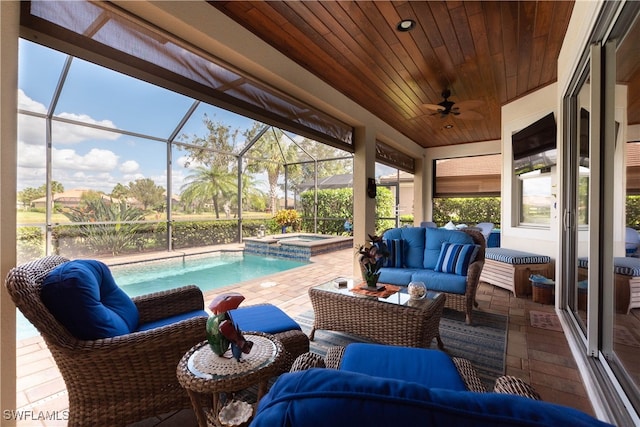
(290, 352, 326, 371)
(324, 346, 346, 369)
(494, 376, 542, 400)
(134, 285, 205, 324)
(451, 357, 488, 392)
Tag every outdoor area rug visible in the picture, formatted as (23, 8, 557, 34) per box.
(294, 307, 508, 390)
(529, 310, 563, 332)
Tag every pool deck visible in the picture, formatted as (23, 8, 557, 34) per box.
(13, 245, 595, 426)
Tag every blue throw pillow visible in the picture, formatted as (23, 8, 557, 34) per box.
(384, 239, 405, 268)
(41, 259, 139, 340)
(434, 243, 478, 276)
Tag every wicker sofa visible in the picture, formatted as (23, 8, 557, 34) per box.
(251, 344, 612, 427)
(378, 226, 485, 324)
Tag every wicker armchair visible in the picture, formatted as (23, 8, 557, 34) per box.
(5, 255, 208, 427)
(290, 346, 541, 400)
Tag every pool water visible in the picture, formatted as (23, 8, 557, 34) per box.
(16, 253, 307, 340)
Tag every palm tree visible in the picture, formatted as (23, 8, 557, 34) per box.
(180, 166, 236, 218)
(244, 126, 298, 214)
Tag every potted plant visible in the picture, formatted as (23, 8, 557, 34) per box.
(357, 234, 389, 289)
(274, 209, 300, 233)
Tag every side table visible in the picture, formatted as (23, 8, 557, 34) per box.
(177, 332, 284, 427)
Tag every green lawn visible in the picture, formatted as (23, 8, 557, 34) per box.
(16, 210, 273, 225)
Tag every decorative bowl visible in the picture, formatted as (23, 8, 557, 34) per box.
(408, 281, 427, 300)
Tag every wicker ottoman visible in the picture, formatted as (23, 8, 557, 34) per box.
(230, 303, 309, 371)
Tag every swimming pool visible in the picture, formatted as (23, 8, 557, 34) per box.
(16, 253, 307, 340)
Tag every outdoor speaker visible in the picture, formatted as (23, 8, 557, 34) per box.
(367, 178, 377, 198)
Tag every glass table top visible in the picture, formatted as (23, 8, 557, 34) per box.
(313, 277, 442, 308)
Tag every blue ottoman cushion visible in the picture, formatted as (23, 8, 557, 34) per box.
(485, 248, 551, 265)
(340, 344, 467, 391)
(42, 259, 139, 340)
(229, 304, 301, 334)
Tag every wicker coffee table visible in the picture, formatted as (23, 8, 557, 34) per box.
(176, 332, 284, 427)
(309, 278, 446, 349)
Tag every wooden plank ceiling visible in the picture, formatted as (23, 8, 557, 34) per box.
(210, 1, 574, 149)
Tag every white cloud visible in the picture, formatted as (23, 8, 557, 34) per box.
(120, 160, 140, 174)
(17, 140, 46, 168)
(52, 147, 119, 172)
(175, 155, 203, 169)
(18, 89, 120, 145)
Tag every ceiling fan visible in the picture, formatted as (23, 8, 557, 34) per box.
(422, 89, 484, 120)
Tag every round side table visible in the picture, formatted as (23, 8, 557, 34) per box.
(177, 332, 284, 427)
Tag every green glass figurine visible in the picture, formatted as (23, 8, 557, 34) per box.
(206, 292, 253, 360)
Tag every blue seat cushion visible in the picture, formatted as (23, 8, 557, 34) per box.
(229, 304, 301, 334)
(378, 267, 417, 286)
(424, 228, 474, 270)
(253, 369, 613, 427)
(340, 344, 467, 391)
(411, 270, 468, 294)
(137, 309, 208, 332)
(41, 259, 139, 340)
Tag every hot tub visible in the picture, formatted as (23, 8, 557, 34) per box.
(243, 233, 353, 261)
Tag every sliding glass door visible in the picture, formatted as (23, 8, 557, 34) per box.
(562, 3, 640, 424)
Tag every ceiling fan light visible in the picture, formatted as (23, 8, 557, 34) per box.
(397, 19, 416, 32)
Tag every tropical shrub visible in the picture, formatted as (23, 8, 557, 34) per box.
(61, 199, 147, 255)
(17, 226, 45, 264)
(299, 186, 394, 235)
(433, 197, 501, 228)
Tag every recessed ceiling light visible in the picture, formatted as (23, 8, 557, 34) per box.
(444, 124, 454, 129)
(397, 19, 416, 32)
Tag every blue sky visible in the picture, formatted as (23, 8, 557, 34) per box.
(17, 39, 391, 196)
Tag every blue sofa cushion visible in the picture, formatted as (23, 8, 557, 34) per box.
(424, 228, 474, 270)
(378, 267, 418, 286)
(384, 238, 405, 268)
(435, 243, 479, 275)
(137, 309, 208, 332)
(229, 304, 302, 334)
(252, 369, 613, 427)
(383, 227, 426, 268)
(411, 270, 468, 294)
(339, 344, 467, 391)
(42, 259, 139, 340)
(399, 227, 427, 268)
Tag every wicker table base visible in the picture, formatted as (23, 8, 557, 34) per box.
(309, 280, 446, 348)
(177, 333, 284, 427)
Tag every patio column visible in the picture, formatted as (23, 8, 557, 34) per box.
(413, 155, 426, 225)
(0, 1, 19, 424)
(353, 126, 376, 278)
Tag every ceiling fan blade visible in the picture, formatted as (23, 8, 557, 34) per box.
(423, 103, 445, 112)
(454, 110, 484, 120)
(455, 100, 484, 110)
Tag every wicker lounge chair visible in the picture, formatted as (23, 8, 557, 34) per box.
(5, 255, 208, 427)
